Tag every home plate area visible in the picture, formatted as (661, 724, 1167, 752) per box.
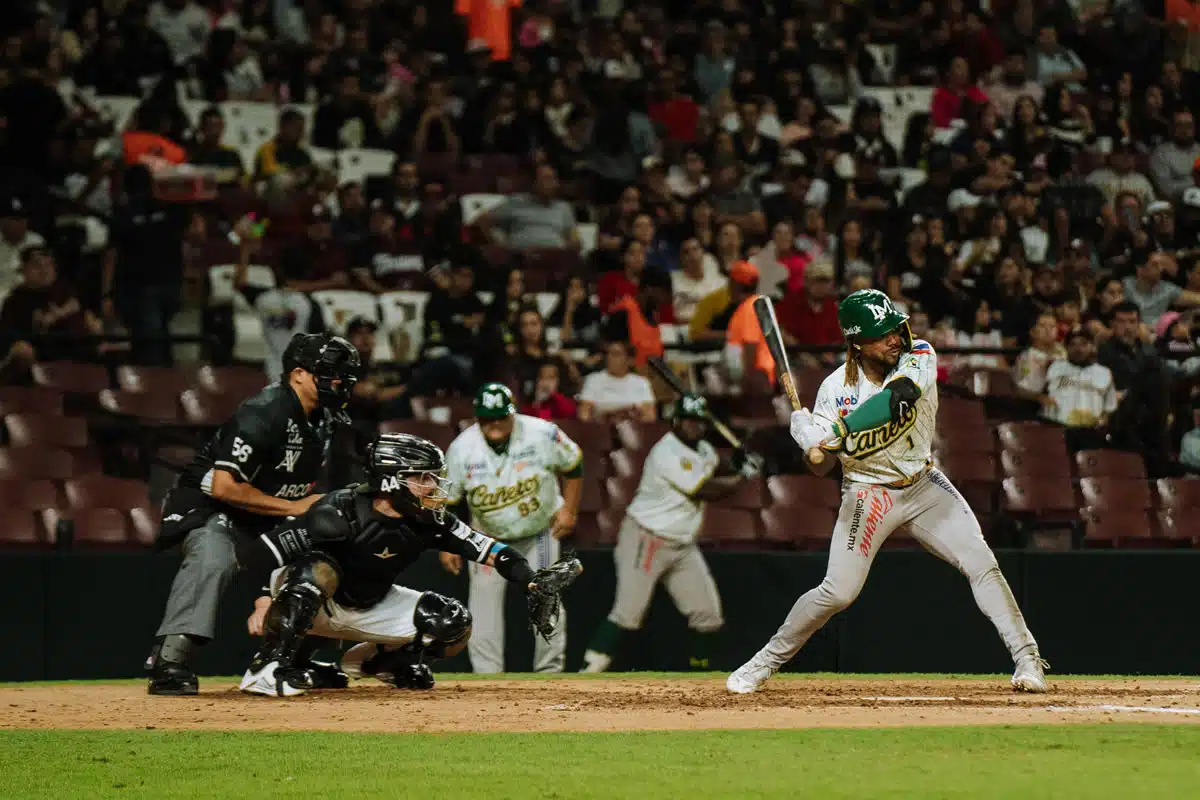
(5, 676, 1200, 733)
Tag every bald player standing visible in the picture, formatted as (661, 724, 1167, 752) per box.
(441, 383, 584, 672)
(727, 289, 1049, 694)
(582, 393, 761, 672)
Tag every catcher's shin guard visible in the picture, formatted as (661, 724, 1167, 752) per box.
(252, 555, 337, 671)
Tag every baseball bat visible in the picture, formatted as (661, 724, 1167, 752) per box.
(646, 356, 744, 449)
(751, 295, 825, 465)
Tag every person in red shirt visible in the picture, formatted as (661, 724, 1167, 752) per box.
(520, 360, 578, 421)
(931, 56, 989, 129)
(777, 257, 843, 369)
(647, 68, 699, 144)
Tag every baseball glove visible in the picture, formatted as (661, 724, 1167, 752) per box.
(527, 554, 584, 641)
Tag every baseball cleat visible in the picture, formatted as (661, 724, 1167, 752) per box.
(147, 661, 199, 696)
(580, 650, 612, 673)
(1011, 652, 1050, 693)
(240, 661, 313, 697)
(302, 659, 349, 689)
(726, 656, 777, 694)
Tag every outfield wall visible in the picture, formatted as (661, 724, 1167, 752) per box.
(1, 549, 1195, 681)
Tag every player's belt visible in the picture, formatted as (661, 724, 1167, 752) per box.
(882, 461, 933, 490)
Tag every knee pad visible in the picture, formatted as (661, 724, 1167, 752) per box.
(414, 592, 472, 657)
(283, 553, 341, 596)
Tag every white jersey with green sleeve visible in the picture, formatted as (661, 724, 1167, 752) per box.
(445, 414, 583, 542)
(626, 432, 721, 544)
(811, 339, 938, 486)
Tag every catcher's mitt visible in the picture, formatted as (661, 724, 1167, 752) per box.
(527, 553, 584, 641)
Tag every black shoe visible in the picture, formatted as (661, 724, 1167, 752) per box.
(303, 659, 349, 689)
(390, 662, 435, 690)
(148, 660, 199, 696)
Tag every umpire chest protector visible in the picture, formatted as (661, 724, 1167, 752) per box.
(170, 384, 331, 538)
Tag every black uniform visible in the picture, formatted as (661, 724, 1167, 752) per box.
(243, 485, 534, 609)
(165, 383, 331, 543)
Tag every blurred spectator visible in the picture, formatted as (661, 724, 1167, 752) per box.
(688, 258, 756, 345)
(598, 238, 674, 319)
(333, 182, 369, 249)
(1042, 328, 1117, 449)
(578, 340, 655, 423)
(832, 217, 876, 290)
(1088, 140, 1155, 206)
(148, 0, 212, 66)
(549, 275, 602, 347)
(1123, 251, 1200, 329)
(1085, 274, 1126, 342)
(253, 109, 314, 183)
(412, 263, 486, 396)
(0, 45, 68, 178)
(1149, 111, 1200, 202)
(313, 70, 382, 149)
(666, 148, 709, 199)
(1155, 310, 1200, 380)
(0, 197, 45, 295)
(487, 268, 531, 350)
(724, 260, 777, 393)
(672, 238, 727, 324)
(693, 21, 734, 105)
(347, 316, 410, 423)
(1014, 311, 1067, 407)
(0, 246, 100, 364)
(520, 360, 578, 421)
(931, 56, 988, 129)
(955, 298, 1006, 370)
(351, 201, 419, 292)
(499, 304, 579, 400)
(275, 203, 351, 293)
(709, 160, 767, 237)
(1099, 301, 1170, 463)
(985, 51, 1043, 122)
(1031, 25, 1086, 91)
(1180, 402, 1200, 473)
(479, 164, 578, 250)
(188, 107, 246, 185)
(631, 212, 674, 272)
(104, 166, 189, 366)
(778, 257, 842, 370)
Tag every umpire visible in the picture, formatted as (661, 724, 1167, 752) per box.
(147, 332, 360, 695)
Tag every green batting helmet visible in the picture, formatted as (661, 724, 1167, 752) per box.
(474, 382, 516, 419)
(674, 393, 709, 421)
(837, 289, 912, 348)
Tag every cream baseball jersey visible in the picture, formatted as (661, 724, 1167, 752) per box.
(812, 339, 938, 485)
(627, 432, 721, 543)
(1042, 360, 1118, 427)
(446, 414, 583, 541)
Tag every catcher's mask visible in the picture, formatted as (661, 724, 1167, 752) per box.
(282, 333, 361, 421)
(368, 433, 453, 522)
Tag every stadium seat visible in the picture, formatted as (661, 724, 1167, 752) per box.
(32, 361, 110, 395)
(5, 413, 89, 449)
(605, 475, 640, 508)
(997, 422, 1068, 455)
(762, 505, 837, 550)
(64, 476, 151, 512)
(0, 479, 60, 510)
(935, 451, 999, 483)
(1074, 449, 1147, 480)
(580, 475, 606, 513)
(1078, 477, 1152, 511)
(0, 386, 63, 416)
(934, 423, 995, 454)
(0, 447, 89, 480)
(459, 193, 508, 225)
(0, 510, 49, 547)
(939, 396, 988, 428)
(1082, 507, 1172, 549)
(697, 507, 760, 549)
(711, 477, 765, 510)
(99, 389, 182, 423)
(379, 420, 456, 453)
(336, 148, 395, 185)
(614, 420, 671, 454)
(43, 507, 132, 548)
(411, 396, 475, 426)
(1000, 448, 1072, 478)
(194, 365, 270, 398)
(180, 388, 241, 426)
(766, 474, 841, 510)
(378, 290, 430, 363)
(116, 365, 192, 397)
(310, 289, 381, 334)
(1155, 510, 1200, 544)
(554, 419, 613, 454)
(521, 249, 583, 292)
(1001, 474, 1078, 520)
(608, 449, 646, 480)
(594, 507, 623, 545)
(1154, 478, 1200, 514)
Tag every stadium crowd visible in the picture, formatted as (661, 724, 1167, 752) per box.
(3, 0, 1200, 505)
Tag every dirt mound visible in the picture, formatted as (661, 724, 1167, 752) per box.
(3, 678, 1200, 733)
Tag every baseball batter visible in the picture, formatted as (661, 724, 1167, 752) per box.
(581, 393, 761, 672)
(441, 383, 583, 672)
(727, 290, 1049, 694)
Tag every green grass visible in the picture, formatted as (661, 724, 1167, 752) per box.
(3, 726, 1199, 799)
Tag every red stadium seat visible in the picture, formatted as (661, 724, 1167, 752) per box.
(934, 423, 995, 454)
(1155, 510, 1200, 544)
(5, 413, 89, 449)
(605, 475, 639, 508)
(594, 507, 623, 545)
(935, 452, 999, 483)
(411, 396, 474, 425)
(1074, 449, 1147, 480)
(997, 422, 1068, 455)
(116, 365, 192, 397)
(0, 510, 50, 547)
(1001, 448, 1072, 478)
(697, 507, 760, 549)
(31, 361, 110, 395)
(64, 476, 151, 511)
(1082, 508, 1173, 549)
(614, 420, 670, 454)
(1078, 477, 1152, 511)
(0, 447, 91, 480)
(608, 449, 645, 480)
(43, 507, 133, 548)
(1002, 474, 1078, 520)
(379, 420, 456, 453)
(762, 505, 837, 549)
(0, 386, 63, 416)
(0, 479, 60, 510)
(580, 476, 606, 513)
(939, 396, 988, 428)
(554, 419, 613, 454)
(99, 389, 182, 423)
(194, 365, 270, 399)
(766, 474, 841, 510)
(180, 388, 243, 426)
(711, 476, 765, 510)
(1155, 478, 1200, 514)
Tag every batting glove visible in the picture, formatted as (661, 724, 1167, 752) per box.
(789, 409, 829, 452)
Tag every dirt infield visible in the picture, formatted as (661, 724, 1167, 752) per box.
(2, 677, 1199, 733)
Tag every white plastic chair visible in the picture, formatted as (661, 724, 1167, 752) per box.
(93, 95, 140, 132)
(378, 290, 431, 362)
(534, 292, 558, 319)
(577, 222, 598, 256)
(310, 289, 381, 333)
(336, 148, 395, 185)
(208, 264, 276, 309)
(460, 193, 508, 225)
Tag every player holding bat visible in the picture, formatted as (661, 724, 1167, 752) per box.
(727, 290, 1049, 694)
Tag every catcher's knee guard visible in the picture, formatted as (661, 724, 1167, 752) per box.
(413, 591, 472, 659)
(257, 554, 340, 669)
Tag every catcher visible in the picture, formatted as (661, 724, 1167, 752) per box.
(236, 432, 582, 696)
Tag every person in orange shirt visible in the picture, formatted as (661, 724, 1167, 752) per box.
(455, 0, 520, 62)
(725, 260, 778, 393)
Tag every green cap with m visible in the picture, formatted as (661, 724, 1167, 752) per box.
(673, 392, 709, 421)
(474, 382, 516, 419)
(837, 289, 911, 345)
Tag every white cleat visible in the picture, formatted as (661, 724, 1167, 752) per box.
(240, 660, 311, 697)
(1011, 652, 1050, 693)
(726, 656, 777, 694)
(580, 650, 612, 673)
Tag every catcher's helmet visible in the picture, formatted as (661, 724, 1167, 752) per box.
(474, 382, 516, 419)
(837, 289, 912, 352)
(282, 333, 361, 420)
(367, 433, 452, 522)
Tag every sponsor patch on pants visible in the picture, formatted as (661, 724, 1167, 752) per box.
(846, 487, 893, 556)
